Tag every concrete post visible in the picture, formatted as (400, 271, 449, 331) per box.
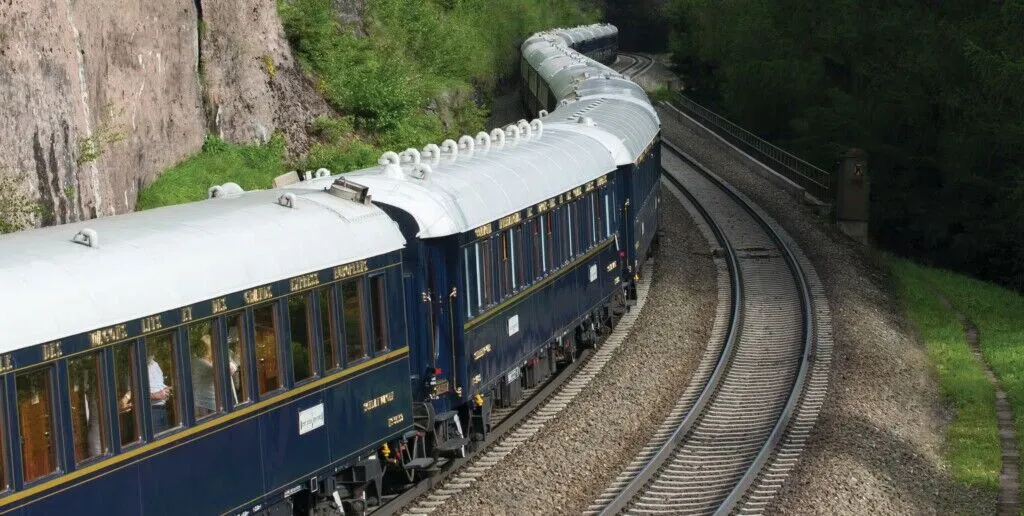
(835, 148, 869, 244)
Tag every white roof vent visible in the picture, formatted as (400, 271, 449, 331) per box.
(72, 228, 98, 248)
(208, 182, 245, 199)
(578, 116, 596, 126)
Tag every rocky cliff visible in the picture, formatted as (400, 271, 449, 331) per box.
(0, 0, 328, 225)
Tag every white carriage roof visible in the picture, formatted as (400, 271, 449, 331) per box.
(0, 187, 404, 349)
(522, 27, 660, 163)
(301, 127, 618, 239)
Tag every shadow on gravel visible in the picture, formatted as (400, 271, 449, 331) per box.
(818, 414, 996, 515)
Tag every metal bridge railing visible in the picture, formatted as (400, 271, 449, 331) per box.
(673, 94, 832, 201)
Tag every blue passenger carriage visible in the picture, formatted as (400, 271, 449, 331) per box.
(0, 182, 413, 515)
(328, 119, 627, 446)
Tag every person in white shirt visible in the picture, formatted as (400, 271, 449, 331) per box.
(190, 335, 217, 417)
(148, 355, 172, 433)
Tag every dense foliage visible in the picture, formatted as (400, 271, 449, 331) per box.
(666, 0, 1024, 291)
(139, 0, 598, 209)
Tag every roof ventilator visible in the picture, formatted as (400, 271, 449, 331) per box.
(530, 118, 543, 138)
(208, 182, 244, 199)
(315, 168, 330, 179)
(505, 124, 520, 144)
(458, 135, 475, 156)
(378, 151, 404, 180)
(277, 192, 297, 208)
(72, 228, 98, 248)
(399, 148, 421, 166)
(422, 143, 441, 165)
(328, 177, 372, 205)
(441, 139, 459, 161)
(517, 119, 532, 139)
(489, 128, 505, 149)
(538, 109, 549, 118)
(578, 116, 596, 127)
(475, 131, 491, 152)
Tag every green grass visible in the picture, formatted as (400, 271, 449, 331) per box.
(138, 0, 599, 210)
(889, 256, 1001, 492)
(136, 136, 287, 210)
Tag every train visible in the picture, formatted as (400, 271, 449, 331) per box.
(0, 23, 660, 516)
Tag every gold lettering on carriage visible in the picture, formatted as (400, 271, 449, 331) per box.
(90, 324, 128, 347)
(290, 273, 320, 292)
(387, 413, 405, 427)
(363, 391, 396, 412)
(473, 344, 492, 361)
(333, 260, 368, 280)
(473, 224, 492, 239)
(42, 341, 63, 361)
(212, 297, 228, 314)
(572, 186, 583, 198)
(585, 181, 595, 192)
(244, 286, 273, 305)
(141, 315, 163, 334)
(181, 307, 193, 323)
(0, 354, 12, 373)
(597, 175, 608, 186)
(498, 213, 521, 229)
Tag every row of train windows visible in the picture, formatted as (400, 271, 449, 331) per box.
(0, 275, 390, 490)
(636, 151, 660, 201)
(463, 188, 616, 318)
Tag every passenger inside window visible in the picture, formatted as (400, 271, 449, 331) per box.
(146, 332, 180, 434)
(16, 367, 56, 483)
(253, 304, 282, 395)
(113, 341, 141, 445)
(288, 295, 315, 383)
(226, 314, 250, 405)
(68, 352, 107, 462)
(188, 322, 220, 419)
(342, 280, 367, 363)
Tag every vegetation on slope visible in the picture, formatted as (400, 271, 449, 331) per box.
(665, 0, 1024, 291)
(889, 257, 1000, 492)
(138, 0, 598, 209)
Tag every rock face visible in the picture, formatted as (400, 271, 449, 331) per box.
(199, 0, 331, 156)
(0, 0, 331, 223)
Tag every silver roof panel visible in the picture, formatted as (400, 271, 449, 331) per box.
(0, 188, 404, 349)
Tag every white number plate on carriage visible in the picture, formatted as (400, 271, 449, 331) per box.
(589, 264, 598, 282)
(507, 314, 519, 336)
(299, 403, 325, 435)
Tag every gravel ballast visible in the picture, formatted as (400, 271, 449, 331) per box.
(659, 107, 994, 514)
(435, 190, 718, 515)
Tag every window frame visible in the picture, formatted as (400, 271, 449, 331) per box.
(14, 364, 60, 486)
(341, 278, 369, 367)
(142, 330, 184, 439)
(368, 274, 390, 355)
(318, 285, 341, 374)
(250, 302, 285, 399)
(286, 293, 318, 387)
(66, 349, 111, 465)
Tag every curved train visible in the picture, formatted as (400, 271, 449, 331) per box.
(0, 23, 660, 515)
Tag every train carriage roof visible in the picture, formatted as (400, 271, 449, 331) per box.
(0, 187, 404, 350)
(300, 126, 619, 239)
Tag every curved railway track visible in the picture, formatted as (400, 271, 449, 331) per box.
(615, 52, 655, 78)
(587, 140, 833, 515)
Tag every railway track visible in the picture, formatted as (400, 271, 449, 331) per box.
(586, 140, 833, 515)
(368, 267, 655, 515)
(615, 52, 655, 78)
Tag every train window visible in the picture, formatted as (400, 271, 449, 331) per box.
(567, 204, 574, 258)
(594, 193, 602, 242)
(146, 331, 181, 435)
(534, 218, 545, 276)
(253, 304, 282, 396)
(113, 341, 141, 445)
(17, 367, 57, 483)
(226, 313, 250, 405)
(604, 192, 611, 238)
(288, 295, 315, 384)
(369, 276, 389, 353)
(188, 321, 221, 420)
(342, 279, 367, 364)
(514, 226, 524, 289)
(464, 247, 474, 318)
(319, 287, 339, 372)
(479, 241, 493, 307)
(68, 351, 108, 463)
(544, 213, 555, 271)
(501, 230, 512, 296)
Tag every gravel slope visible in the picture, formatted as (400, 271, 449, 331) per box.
(436, 190, 718, 515)
(659, 108, 994, 515)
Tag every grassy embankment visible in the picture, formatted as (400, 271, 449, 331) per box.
(890, 256, 1024, 493)
(137, 0, 598, 210)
